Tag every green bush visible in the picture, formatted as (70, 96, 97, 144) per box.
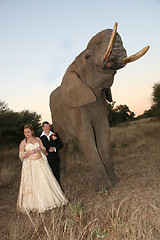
(107, 102, 135, 126)
(0, 100, 41, 146)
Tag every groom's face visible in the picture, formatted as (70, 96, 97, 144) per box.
(43, 124, 50, 134)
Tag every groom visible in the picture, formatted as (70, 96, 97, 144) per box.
(40, 121, 63, 182)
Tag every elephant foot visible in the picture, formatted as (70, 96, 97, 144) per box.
(108, 173, 119, 185)
(104, 179, 114, 190)
(94, 177, 113, 192)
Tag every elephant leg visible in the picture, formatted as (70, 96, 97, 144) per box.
(95, 121, 119, 185)
(59, 144, 67, 175)
(54, 125, 68, 177)
(77, 124, 113, 191)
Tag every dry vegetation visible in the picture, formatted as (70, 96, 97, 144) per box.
(0, 118, 160, 239)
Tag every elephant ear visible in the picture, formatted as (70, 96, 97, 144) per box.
(61, 72, 97, 108)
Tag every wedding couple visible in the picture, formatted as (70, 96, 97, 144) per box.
(17, 122, 68, 214)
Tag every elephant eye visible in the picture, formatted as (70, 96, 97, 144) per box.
(85, 54, 90, 59)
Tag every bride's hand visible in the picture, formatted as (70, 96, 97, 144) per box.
(37, 147, 41, 152)
(25, 149, 35, 157)
(34, 147, 41, 153)
(31, 149, 36, 154)
(31, 148, 40, 154)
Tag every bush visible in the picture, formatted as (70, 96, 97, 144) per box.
(107, 102, 135, 126)
(0, 100, 42, 146)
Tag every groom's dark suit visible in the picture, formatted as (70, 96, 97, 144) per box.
(40, 132, 63, 182)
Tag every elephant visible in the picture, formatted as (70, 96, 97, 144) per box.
(50, 23, 149, 191)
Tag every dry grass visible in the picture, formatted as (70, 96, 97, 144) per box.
(1, 197, 160, 239)
(111, 118, 160, 150)
(0, 118, 160, 239)
(0, 147, 21, 188)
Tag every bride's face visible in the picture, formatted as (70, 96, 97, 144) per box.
(24, 128, 33, 139)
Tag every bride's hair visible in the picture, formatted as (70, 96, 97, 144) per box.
(24, 124, 35, 142)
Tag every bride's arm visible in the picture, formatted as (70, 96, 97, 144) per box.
(19, 140, 35, 161)
(36, 137, 47, 155)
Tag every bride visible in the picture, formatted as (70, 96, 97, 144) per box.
(17, 124, 68, 214)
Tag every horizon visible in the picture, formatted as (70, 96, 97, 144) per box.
(0, 0, 159, 122)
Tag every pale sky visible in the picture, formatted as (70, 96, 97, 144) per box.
(0, 0, 160, 122)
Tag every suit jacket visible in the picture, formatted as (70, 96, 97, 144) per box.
(40, 132, 63, 162)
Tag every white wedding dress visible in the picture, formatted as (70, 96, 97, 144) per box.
(17, 142, 68, 213)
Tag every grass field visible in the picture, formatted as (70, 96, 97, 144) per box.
(0, 118, 160, 239)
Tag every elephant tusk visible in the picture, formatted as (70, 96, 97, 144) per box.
(103, 22, 118, 62)
(122, 46, 150, 64)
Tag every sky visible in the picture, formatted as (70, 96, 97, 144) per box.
(0, 0, 160, 123)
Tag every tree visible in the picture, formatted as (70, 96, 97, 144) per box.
(0, 100, 42, 146)
(143, 82, 160, 118)
(0, 100, 9, 114)
(151, 82, 160, 117)
(114, 104, 135, 122)
(107, 102, 135, 126)
(107, 101, 118, 126)
(152, 83, 160, 105)
(143, 109, 153, 118)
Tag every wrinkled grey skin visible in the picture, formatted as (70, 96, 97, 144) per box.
(50, 29, 127, 191)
